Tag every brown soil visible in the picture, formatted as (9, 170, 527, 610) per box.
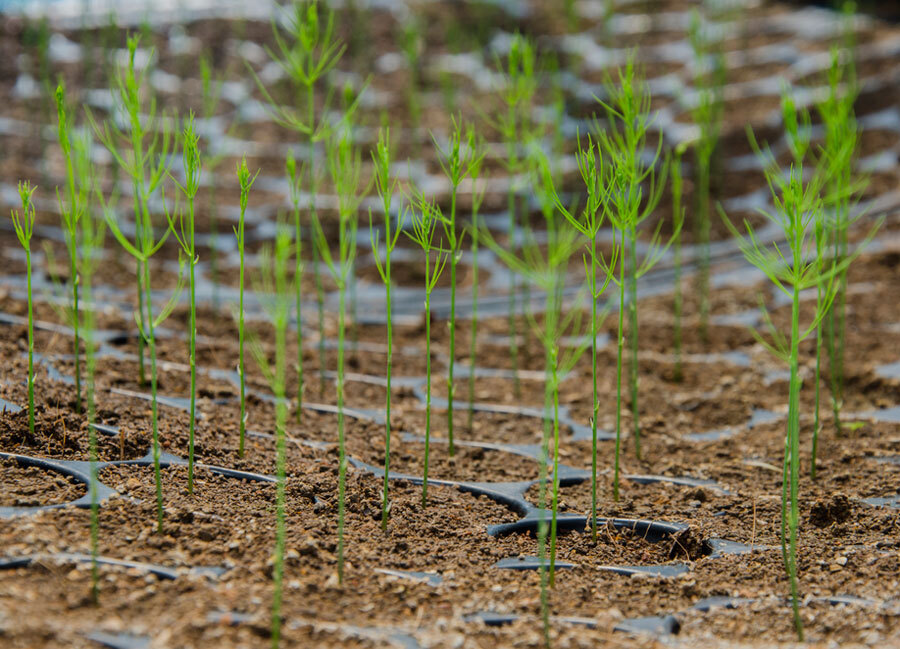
(0, 457, 86, 507)
(3, 2, 900, 649)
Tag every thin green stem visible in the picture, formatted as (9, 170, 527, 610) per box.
(26, 248, 35, 436)
(294, 200, 304, 419)
(82, 197, 100, 604)
(351, 264, 359, 358)
(548, 355, 560, 586)
(536, 291, 552, 648)
(423, 263, 433, 507)
(590, 236, 599, 542)
(238, 209, 247, 458)
(614, 230, 624, 501)
(835, 219, 848, 429)
(786, 282, 804, 640)
(812, 283, 822, 480)
(87, 312, 99, 604)
(187, 246, 196, 493)
(827, 275, 839, 432)
(308, 84, 327, 394)
(373, 130, 396, 531)
(60, 128, 82, 414)
(447, 188, 457, 456)
(780, 430, 789, 568)
(337, 276, 347, 582)
(271, 320, 287, 648)
(628, 225, 640, 458)
(209, 182, 219, 309)
(133, 186, 146, 386)
(69, 233, 81, 414)
(507, 141, 521, 399)
(144, 257, 163, 534)
(313, 243, 326, 392)
(382, 271, 393, 531)
(467, 205, 479, 431)
(827, 170, 849, 435)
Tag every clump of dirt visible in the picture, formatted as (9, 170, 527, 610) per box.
(809, 493, 853, 528)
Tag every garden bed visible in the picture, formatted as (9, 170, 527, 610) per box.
(1, 1, 899, 648)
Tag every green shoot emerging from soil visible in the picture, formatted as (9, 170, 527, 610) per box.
(819, 38, 863, 436)
(491, 33, 537, 397)
(370, 128, 405, 530)
(406, 192, 449, 507)
(73, 128, 104, 604)
(56, 96, 106, 599)
(88, 35, 171, 388)
(165, 113, 202, 493)
(723, 117, 876, 639)
(596, 57, 674, 493)
(313, 132, 365, 583)
(253, 0, 348, 395)
(100, 198, 184, 534)
(235, 157, 259, 458)
(11, 182, 37, 436)
(780, 93, 828, 480)
(485, 142, 588, 643)
(55, 83, 83, 413)
(466, 146, 487, 431)
(250, 227, 293, 649)
(94, 36, 183, 533)
(434, 117, 484, 456)
(547, 132, 618, 540)
(286, 151, 306, 418)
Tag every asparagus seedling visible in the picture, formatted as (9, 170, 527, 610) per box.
(92, 35, 181, 532)
(47, 106, 106, 598)
(596, 57, 674, 488)
(546, 133, 618, 539)
(341, 84, 362, 360)
(489, 33, 537, 397)
(249, 229, 293, 649)
(311, 133, 366, 583)
(820, 39, 862, 436)
(11, 182, 37, 437)
(235, 158, 259, 458)
(484, 145, 588, 642)
(87, 35, 171, 387)
(434, 117, 485, 456)
(73, 129, 105, 603)
(55, 84, 83, 413)
(286, 151, 306, 419)
(165, 113, 202, 493)
(722, 124, 877, 639)
(369, 128, 405, 530)
(101, 197, 184, 534)
(466, 149, 487, 431)
(405, 193, 449, 508)
(250, 0, 351, 394)
(780, 93, 826, 479)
